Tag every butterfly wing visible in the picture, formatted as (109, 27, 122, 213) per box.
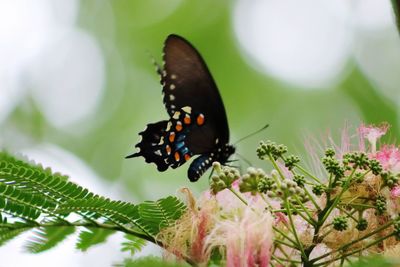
(126, 121, 169, 171)
(160, 34, 230, 152)
(128, 34, 233, 181)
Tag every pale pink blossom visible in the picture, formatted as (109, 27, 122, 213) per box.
(274, 212, 288, 225)
(375, 145, 400, 174)
(390, 185, 400, 199)
(205, 202, 274, 267)
(358, 123, 389, 153)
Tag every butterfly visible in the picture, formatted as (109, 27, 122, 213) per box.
(126, 34, 235, 182)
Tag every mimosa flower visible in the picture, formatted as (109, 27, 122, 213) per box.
(391, 186, 400, 199)
(375, 145, 400, 174)
(204, 200, 274, 267)
(358, 123, 389, 153)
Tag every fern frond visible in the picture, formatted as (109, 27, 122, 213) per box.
(121, 234, 147, 256)
(116, 256, 188, 267)
(55, 196, 139, 226)
(0, 184, 44, 220)
(76, 227, 115, 251)
(0, 152, 66, 179)
(0, 151, 188, 259)
(0, 156, 92, 204)
(135, 196, 186, 236)
(25, 226, 75, 253)
(0, 225, 30, 246)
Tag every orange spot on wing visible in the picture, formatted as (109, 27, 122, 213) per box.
(165, 145, 171, 155)
(176, 121, 183, 131)
(169, 132, 175, 142)
(174, 152, 180, 162)
(184, 115, 191, 125)
(197, 114, 205, 126)
(184, 154, 191, 161)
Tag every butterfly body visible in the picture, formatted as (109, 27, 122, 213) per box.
(127, 34, 234, 182)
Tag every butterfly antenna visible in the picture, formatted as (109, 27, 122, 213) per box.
(233, 124, 270, 145)
(146, 50, 163, 76)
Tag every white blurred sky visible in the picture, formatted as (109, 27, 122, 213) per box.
(234, 0, 400, 94)
(0, 0, 399, 265)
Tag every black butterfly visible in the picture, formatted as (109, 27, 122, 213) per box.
(126, 34, 235, 182)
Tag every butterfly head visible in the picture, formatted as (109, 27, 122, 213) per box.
(218, 144, 235, 164)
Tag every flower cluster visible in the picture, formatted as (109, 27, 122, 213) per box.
(158, 123, 400, 266)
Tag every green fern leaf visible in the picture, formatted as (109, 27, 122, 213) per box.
(55, 197, 139, 226)
(0, 156, 91, 205)
(121, 234, 147, 256)
(25, 226, 75, 253)
(0, 226, 30, 246)
(116, 256, 188, 267)
(135, 196, 186, 235)
(76, 227, 115, 251)
(0, 182, 58, 220)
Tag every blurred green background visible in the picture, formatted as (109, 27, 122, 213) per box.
(1, 0, 400, 266)
(1, 0, 400, 201)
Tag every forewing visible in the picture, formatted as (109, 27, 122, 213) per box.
(160, 34, 230, 146)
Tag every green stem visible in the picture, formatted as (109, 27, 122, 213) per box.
(310, 219, 395, 264)
(260, 193, 274, 210)
(290, 204, 315, 226)
(314, 233, 396, 266)
(228, 187, 248, 206)
(303, 187, 321, 211)
(295, 164, 321, 184)
(283, 198, 307, 261)
(293, 194, 317, 225)
(275, 238, 299, 250)
(321, 169, 357, 223)
(273, 226, 299, 247)
(271, 255, 285, 266)
(275, 243, 293, 259)
(337, 205, 358, 222)
(346, 203, 375, 209)
(273, 256, 302, 264)
(268, 155, 285, 184)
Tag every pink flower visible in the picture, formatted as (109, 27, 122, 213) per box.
(375, 145, 400, 174)
(274, 212, 288, 225)
(358, 123, 389, 153)
(390, 185, 400, 199)
(205, 204, 274, 267)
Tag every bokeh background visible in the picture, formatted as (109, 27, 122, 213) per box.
(1, 0, 399, 266)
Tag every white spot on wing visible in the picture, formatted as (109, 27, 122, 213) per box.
(169, 94, 175, 101)
(170, 84, 176, 90)
(173, 111, 181, 119)
(182, 106, 192, 114)
(171, 74, 177, 79)
(166, 122, 172, 131)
